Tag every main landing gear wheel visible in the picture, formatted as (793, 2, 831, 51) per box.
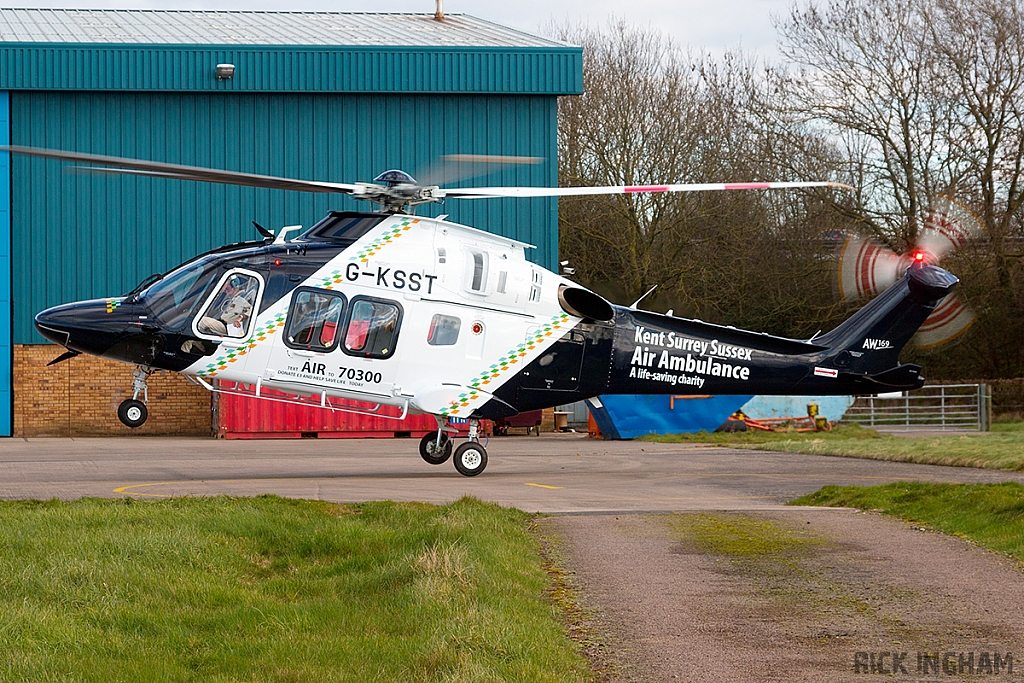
(419, 432, 453, 465)
(117, 399, 148, 428)
(453, 441, 488, 477)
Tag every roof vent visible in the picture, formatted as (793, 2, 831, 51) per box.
(434, 0, 444, 21)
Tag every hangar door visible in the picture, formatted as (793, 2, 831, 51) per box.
(0, 92, 11, 436)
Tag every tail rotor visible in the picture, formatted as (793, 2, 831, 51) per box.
(837, 197, 981, 348)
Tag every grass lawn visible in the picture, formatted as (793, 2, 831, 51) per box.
(790, 482, 1024, 564)
(0, 496, 590, 683)
(640, 422, 1024, 471)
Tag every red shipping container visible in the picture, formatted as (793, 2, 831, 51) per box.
(214, 382, 484, 439)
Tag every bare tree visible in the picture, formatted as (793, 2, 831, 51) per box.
(554, 6, 1023, 374)
(555, 21, 712, 306)
(773, 0, 1024, 377)
(776, 0, 963, 246)
(554, 22, 851, 336)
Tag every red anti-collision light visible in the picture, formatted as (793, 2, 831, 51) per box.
(274, 259, 282, 266)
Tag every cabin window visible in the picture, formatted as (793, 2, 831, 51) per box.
(195, 271, 262, 339)
(284, 289, 346, 351)
(497, 271, 507, 294)
(427, 314, 461, 346)
(343, 297, 403, 359)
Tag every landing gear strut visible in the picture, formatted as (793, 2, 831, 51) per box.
(422, 417, 488, 476)
(453, 419, 488, 477)
(419, 418, 454, 465)
(117, 366, 151, 429)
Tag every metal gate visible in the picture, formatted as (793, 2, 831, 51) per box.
(843, 384, 991, 431)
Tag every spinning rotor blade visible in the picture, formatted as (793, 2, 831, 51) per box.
(419, 154, 544, 188)
(917, 196, 983, 261)
(438, 180, 853, 199)
(5, 146, 852, 211)
(836, 196, 981, 348)
(4, 146, 360, 195)
(914, 294, 975, 348)
(837, 237, 905, 300)
(838, 235, 974, 347)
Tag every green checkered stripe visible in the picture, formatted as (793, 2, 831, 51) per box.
(106, 299, 122, 313)
(350, 218, 418, 263)
(197, 308, 288, 378)
(320, 269, 345, 290)
(439, 312, 572, 417)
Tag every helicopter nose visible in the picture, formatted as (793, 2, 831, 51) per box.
(34, 299, 129, 356)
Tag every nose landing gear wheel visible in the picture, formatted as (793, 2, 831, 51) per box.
(453, 442, 487, 477)
(117, 399, 148, 428)
(419, 432, 453, 465)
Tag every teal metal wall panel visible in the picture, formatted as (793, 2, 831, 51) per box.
(0, 91, 11, 434)
(11, 91, 558, 344)
(0, 44, 583, 95)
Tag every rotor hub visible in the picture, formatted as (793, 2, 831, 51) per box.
(373, 169, 418, 187)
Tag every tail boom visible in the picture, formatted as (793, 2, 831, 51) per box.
(603, 263, 956, 398)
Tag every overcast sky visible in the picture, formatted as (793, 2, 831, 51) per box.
(16, 0, 796, 59)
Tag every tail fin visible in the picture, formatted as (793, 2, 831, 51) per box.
(816, 263, 958, 377)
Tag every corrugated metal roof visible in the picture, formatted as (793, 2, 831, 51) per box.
(0, 9, 568, 47)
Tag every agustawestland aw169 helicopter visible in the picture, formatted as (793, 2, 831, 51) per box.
(7, 145, 962, 476)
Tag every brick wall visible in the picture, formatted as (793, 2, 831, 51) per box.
(14, 344, 213, 437)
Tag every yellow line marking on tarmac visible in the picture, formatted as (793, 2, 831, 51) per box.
(113, 482, 175, 497)
(670, 473, 917, 480)
(526, 483, 564, 489)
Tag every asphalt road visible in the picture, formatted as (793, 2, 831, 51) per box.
(2, 433, 1022, 510)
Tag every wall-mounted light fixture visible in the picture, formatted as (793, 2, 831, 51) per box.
(215, 63, 235, 80)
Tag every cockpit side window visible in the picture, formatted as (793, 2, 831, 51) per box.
(284, 289, 346, 352)
(342, 297, 402, 359)
(194, 270, 263, 339)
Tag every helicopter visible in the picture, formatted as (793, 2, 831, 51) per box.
(7, 145, 961, 476)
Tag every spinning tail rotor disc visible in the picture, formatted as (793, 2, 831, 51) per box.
(837, 196, 981, 347)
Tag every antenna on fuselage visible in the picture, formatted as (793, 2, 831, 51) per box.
(252, 221, 275, 240)
(629, 285, 658, 310)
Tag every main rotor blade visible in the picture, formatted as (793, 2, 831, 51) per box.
(419, 154, 544, 187)
(436, 180, 854, 199)
(3, 146, 360, 195)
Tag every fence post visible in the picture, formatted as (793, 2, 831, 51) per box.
(941, 385, 946, 428)
(979, 383, 989, 432)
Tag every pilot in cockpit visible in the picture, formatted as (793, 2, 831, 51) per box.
(198, 275, 256, 338)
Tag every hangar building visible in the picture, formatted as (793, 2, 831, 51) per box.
(0, 9, 582, 436)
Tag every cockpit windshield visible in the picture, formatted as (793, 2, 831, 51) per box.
(137, 255, 222, 332)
